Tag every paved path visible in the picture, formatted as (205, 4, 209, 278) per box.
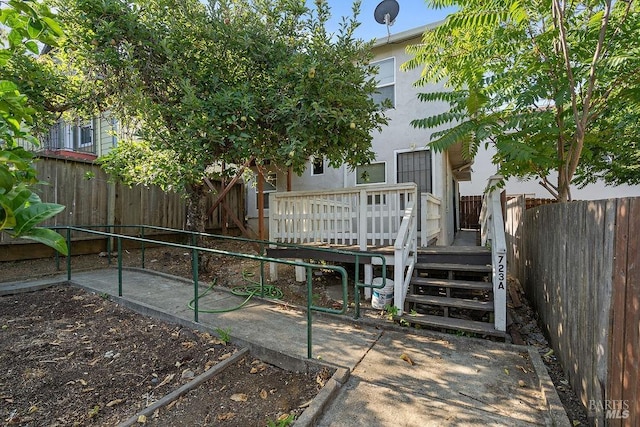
(2, 268, 570, 426)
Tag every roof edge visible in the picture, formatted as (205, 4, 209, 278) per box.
(370, 20, 444, 48)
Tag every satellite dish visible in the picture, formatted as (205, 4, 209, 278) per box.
(374, 0, 399, 26)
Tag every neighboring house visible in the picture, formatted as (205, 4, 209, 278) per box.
(247, 23, 472, 246)
(20, 113, 120, 161)
(460, 144, 640, 200)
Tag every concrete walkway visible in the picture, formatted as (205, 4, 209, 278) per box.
(2, 268, 570, 426)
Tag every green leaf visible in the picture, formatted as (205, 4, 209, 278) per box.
(25, 40, 39, 54)
(8, 0, 38, 18)
(12, 202, 65, 235)
(17, 227, 68, 255)
(7, 29, 23, 48)
(4, 188, 34, 211)
(0, 166, 15, 192)
(0, 198, 17, 230)
(0, 80, 19, 92)
(41, 16, 63, 37)
(26, 17, 44, 39)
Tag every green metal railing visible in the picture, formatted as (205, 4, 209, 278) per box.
(53, 224, 389, 319)
(56, 225, 359, 359)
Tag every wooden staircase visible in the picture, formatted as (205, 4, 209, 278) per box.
(398, 244, 506, 338)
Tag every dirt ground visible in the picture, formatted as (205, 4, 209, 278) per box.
(0, 286, 329, 426)
(0, 241, 588, 426)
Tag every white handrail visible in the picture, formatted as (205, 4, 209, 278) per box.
(480, 175, 507, 332)
(393, 200, 417, 315)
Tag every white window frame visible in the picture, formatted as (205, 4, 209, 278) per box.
(355, 162, 387, 186)
(77, 120, 94, 147)
(370, 57, 395, 109)
(311, 157, 325, 176)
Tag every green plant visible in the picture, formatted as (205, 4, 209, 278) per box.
(404, 0, 640, 201)
(99, 292, 110, 300)
(311, 293, 321, 306)
(383, 304, 398, 320)
(266, 413, 294, 427)
(409, 309, 417, 317)
(215, 327, 231, 344)
(453, 329, 477, 338)
(60, 0, 387, 236)
(0, 1, 68, 254)
(399, 319, 410, 327)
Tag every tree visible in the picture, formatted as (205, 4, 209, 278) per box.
(0, 0, 68, 254)
(403, 0, 640, 201)
(56, 0, 386, 234)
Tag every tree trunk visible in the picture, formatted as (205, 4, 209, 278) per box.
(557, 171, 570, 203)
(185, 183, 210, 272)
(186, 184, 207, 234)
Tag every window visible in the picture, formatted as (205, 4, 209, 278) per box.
(42, 119, 95, 152)
(356, 162, 386, 185)
(311, 157, 324, 176)
(79, 124, 93, 146)
(257, 171, 277, 210)
(371, 58, 395, 108)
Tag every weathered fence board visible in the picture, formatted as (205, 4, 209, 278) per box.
(1, 156, 244, 259)
(508, 197, 639, 426)
(460, 195, 482, 229)
(610, 198, 640, 427)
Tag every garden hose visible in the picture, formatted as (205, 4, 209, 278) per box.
(187, 271, 283, 313)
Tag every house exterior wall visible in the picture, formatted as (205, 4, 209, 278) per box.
(247, 25, 463, 245)
(96, 113, 118, 157)
(460, 143, 640, 200)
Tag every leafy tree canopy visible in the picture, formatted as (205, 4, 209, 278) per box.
(404, 0, 640, 201)
(55, 0, 387, 231)
(0, 0, 68, 254)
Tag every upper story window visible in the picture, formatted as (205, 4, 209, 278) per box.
(371, 57, 395, 109)
(76, 121, 93, 147)
(311, 157, 324, 176)
(43, 119, 95, 153)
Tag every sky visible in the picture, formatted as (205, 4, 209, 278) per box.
(306, 0, 456, 42)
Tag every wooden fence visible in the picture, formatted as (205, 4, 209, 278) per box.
(460, 195, 482, 229)
(1, 155, 245, 260)
(462, 194, 556, 230)
(506, 197, 639, 426)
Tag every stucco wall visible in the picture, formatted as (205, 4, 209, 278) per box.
(460, 143, 640, 199)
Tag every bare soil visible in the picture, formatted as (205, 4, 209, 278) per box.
(0, 285, 328, 426)
(0, 241, 588, 426)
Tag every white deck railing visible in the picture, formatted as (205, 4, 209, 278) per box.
(394, 199, 417, 315)
(270, 183, 418, 313)
(269, 183, 418, 249)
(480, 175, 507, 332)
(420, 192, 442, 246)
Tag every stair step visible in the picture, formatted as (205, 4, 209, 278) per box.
(406, 294, 494, 311)
(418, 246, 491, 266)
(411, 277, 492, 291)
(419, 246, 490, 255)
(415, 262, 492, 273)
(398, 313, 505, 338)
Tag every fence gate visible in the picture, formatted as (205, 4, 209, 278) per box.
(460, 195, 482, 229)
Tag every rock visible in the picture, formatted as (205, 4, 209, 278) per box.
(181, 369, 195, 380)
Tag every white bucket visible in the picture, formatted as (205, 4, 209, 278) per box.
(371, 277, 394, 309)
